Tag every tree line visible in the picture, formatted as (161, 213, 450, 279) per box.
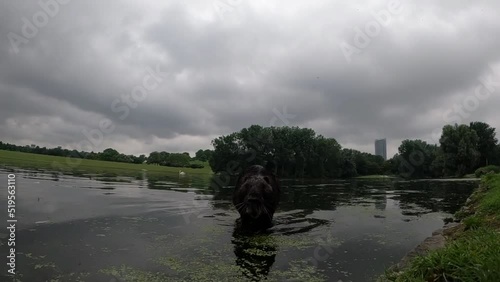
(0, 141, 212, 168)
(388, 122, 500, 178)
(209, 125, 386, 178)
(209, 122, 500, 179)
(3, 121, 499, 178)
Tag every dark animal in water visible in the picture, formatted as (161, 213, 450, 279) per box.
(233, 165, 280, 230)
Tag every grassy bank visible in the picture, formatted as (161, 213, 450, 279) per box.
(0, 150, 212, 177)
(383, 173, 500, 281)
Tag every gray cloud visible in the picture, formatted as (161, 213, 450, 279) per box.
(1, 0, 500, 157)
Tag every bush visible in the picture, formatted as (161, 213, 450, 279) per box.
(189, 164, 205, 169)
(475, 165, 500, 178)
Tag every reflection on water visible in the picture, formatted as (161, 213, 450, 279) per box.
(0, 168, 478, 281)
(232, 224, 277, 281)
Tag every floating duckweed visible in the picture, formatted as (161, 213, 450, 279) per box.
(151, 248, 327, 282)
(49, 272, 90, 282)
(107, 260, 246, 282)
(100, 265, 170, 282)
(187, 261, 245, 282)
(105, 220, 335, 282)
(242, 247, 277, 257)
(270, 260, 327, 282)
(201, 225, 227, 235)
(238, 233, 342, 251)
(156, 257, 183, 272)
(233, 234, 278, 248)
(34, 262, 56, 269)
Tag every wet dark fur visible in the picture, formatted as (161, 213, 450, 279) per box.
(233, 165, 280, 230)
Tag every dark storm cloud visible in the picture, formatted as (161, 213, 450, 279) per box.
(1, 0, 500, 156)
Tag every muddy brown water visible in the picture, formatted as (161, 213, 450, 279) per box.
(0, 168, 477, 281)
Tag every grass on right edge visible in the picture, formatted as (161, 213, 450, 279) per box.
(384, 174, 500, 282)
(478, 174, 500, 216)
(385, 228, 500, 282)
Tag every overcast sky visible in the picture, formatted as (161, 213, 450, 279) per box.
(1, 0, 500, 157)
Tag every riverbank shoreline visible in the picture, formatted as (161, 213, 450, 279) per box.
(0, 149, 212, 178)
(380, 173, 500, 281)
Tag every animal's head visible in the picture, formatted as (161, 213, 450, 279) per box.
(233, 165, 280, 224)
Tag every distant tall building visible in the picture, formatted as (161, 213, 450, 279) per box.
(375, 139, 387, 160)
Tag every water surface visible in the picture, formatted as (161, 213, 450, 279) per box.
(0, 168, 477, 281)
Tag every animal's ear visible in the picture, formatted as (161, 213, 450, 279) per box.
(265, 160, 277, 175)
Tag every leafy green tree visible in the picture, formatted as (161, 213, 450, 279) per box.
(115, 154, 132, 163)
(85, 151, 99, 160)
(340, 149, 358, 178)
(210, 126, 343, 178)
(307, 136, 342, 178)
(209, 133, 241, 174)
(440, 124, 479, 176)
(339, 149, 383, 176)
(195, 149, 208, 161)
(397, 139, 438, 178)
(166, 153, 190, 167)
(148, 151, 162, 164)
(238, 125, 274, 169)
(289, 127, 315, 178)
(469, 121, 498, 167)
(381, 157, 397, 175)
(100, 148, 120, 162)
(430, 149, 446, 177)
(159, 151, 170, 165)
(203, 150, 213, 161)
(138, 154, 147, 164)
(492, 145, 500, 165)
(270, 126, 294, 176)
(195, 149, 214, 162)
(48, 146, 64, 156)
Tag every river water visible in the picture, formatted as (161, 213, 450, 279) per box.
(0, 168, 477, 281)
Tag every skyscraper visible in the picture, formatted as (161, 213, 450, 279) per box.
(375, 139, 387, 160)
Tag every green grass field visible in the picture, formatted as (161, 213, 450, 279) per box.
(0, 150, 212, 178)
